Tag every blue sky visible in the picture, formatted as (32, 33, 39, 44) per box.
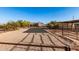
(0, 7, 79, 24)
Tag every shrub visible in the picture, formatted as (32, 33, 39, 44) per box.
(47, 21, 59, 29)
(0, 20, 31, 31)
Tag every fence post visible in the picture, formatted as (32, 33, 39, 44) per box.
(62, 23, 64, 36)
(65, 46, 71, 51)
(75, 24, 78, 40)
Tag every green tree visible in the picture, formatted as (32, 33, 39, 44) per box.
(0, 20, 31, 31)
(47, 21, 59, 29)
(17, 20, 31, 27)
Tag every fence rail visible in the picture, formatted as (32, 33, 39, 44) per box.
(0, 42, 71, 51)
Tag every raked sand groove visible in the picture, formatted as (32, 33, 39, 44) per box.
(0, 28, 72, 51)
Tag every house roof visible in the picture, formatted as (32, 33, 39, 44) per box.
(60, 19, 79, 23)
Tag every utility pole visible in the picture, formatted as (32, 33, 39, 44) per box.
(73, 16, 74, 20)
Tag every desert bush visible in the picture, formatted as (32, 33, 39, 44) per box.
(17, 20, 31, 28)
(0, 20, 31, 31)
(47, 21, 59, 29)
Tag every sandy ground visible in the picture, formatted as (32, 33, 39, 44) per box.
(48, 29, 79, 50)
(0, 28, 71, 51)
(0, 28, 29, 50)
